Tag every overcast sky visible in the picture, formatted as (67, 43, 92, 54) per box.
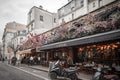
(0, 0, 68, 42)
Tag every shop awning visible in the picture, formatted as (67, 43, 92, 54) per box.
(18, 49, 31, 53)
(40, 29, 120, 50)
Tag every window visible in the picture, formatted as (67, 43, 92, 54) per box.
(40, 15, 43, 21)
(88, 0, 95, 3)
(31, 23, 33, 27)
(31, 26, 33, 30)
(18, 31, 20, 35)
(72, 13, 74, 19)
(68, 0, 72, 2)
(20, 37, 23, 43)
(28, 14, 31, 22)
(62, 18, 65, 23)
(93, 2, 95, 7)
(76, 0, 84, 8)
(80, 0, 84, 7)
(28, 27, 30, 32)
(99, 0, 103, 7)
(31, 24, 34, 30)
(54, 18, 56, 23)
(71, 7, 74, 11)
(17, 38, 18, 44)
(22, 30, 26, 34)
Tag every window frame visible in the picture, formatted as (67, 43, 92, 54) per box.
(40, 15, 44, 21)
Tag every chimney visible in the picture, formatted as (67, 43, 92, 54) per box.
(39, 5, 43, 9)
(68, 0, 72, 2)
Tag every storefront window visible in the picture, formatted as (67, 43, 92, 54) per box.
(77, 41, 120, 65)
(48, 50, 68, 61)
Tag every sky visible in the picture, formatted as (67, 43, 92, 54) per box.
(0, 0, 68, 42)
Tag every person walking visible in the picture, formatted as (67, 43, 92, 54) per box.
(30, 56, 34, 66)
(11, 56, 17, 66)
(67, 55, 73, 67)
(26, 56, 30, 66)
(38, 56, 41, 65)
(34, 56, 38, 65)
(2, 58, 5, 63)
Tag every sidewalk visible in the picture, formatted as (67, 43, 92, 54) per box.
(28, 65, 93, 80)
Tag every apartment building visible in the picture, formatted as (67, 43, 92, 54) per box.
(2, 22, 26, 59)
(12, 30, 27, 60)
(58, 0, 116, 25)
(27, 6, 58, 37)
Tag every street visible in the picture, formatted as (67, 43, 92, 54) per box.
(0, 62, 72, 80)
(0, 62, 45, 80)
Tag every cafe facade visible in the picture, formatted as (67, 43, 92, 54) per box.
(39, 0, 120, 65)
(40, 30, 120, 64)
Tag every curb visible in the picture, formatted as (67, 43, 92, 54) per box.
(29, 66, 49, 72)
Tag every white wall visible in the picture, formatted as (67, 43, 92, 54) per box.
(58, 0, 88, 25)
(27, 7, 58, 35)
(34, 7, 58, 34)
(75, 6, 87, 19)
(58, 0, 116, 25)
(4, 33, 14, 59)
(88, 0, 116, 12)
(59, 13, 73, 25)
(102, 0, 115, 6)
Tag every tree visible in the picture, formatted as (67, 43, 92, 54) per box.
(7, 42, 17, 57)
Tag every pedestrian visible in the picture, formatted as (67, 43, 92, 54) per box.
(26, 56, 30, 66)
(34, 56, 38, 65)
(21, 56, 26, 64)
(67, 55, 73, 67)
(2, 58, 4, 63)
(11, 56, 17, 66)
(30, 56, 34, 66)
(38, 56, 41, 65)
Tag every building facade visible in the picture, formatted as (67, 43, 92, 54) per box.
(39, 0, 120, 66)
(12, 30, 27, 60)
(0, 42, 3, 60)
(2, 22, 26, 59)
(18, 6, 58, 59)
(58, 0, 116, 25)
(27, 6, 58, 37)
(18, 0, 120, 67)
